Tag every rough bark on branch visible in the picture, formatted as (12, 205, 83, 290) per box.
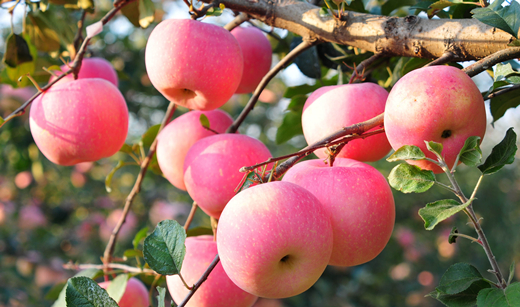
(202, 0, 513, 61)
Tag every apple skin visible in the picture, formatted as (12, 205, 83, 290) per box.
(156, 110, 233, 191)
(29, 78, 128, 166)
(231, 27, 272, 94)
(302, 83, 391, 161)
(183, 133, 272, 219)
(384, 66, 486, 173)
(167, 235, 258, 307)
(282, 158, 395, 266)
(145, 19, 243, 110)
(99, 277, 150, 307)
(217, 181, 333, 298)
(49, 57, 118, 87)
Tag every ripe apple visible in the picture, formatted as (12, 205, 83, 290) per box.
(99, 277, 150, 307)
(49, 57, 119, 87)
(282, 158, 395, 266)
(167, 235, 258, 307)
(156, 110, 233, 191)
(183, 133, 272, 219)
(145, 19, 243, 110)
(384, 65, 486, 173)
(217, 181, 333, 298)
(302, 83, 391, 161)
(29, 78, 128, 166)
(231, 26, 272, 94)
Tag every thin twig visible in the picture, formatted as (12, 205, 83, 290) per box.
(349, 53, 385, 84)
(184, 202, 198, 231)
(102, 102, 178, 272)
(425, 52, 455, 67)
(484, 84, 520, 100)
(224, 12, 249, 31)
(227, 39, 319, 133)
(63, 262, 157, 274)
(463, 47, 520, 78)
(177, 255, 220, 307)
(72, 10, 88, 59)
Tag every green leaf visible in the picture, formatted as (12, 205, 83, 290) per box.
(437, 263, 486, 295)
(458, 136, 482, 167)
(141, 124, 161, 148)
(148, 152, 163, 176)
(276, 95, 307, 144)
(143, 219, 186, 275)
(236, 171, 262, 193)
(0, 117, 4, 127)
(133, 226, 149, 250)
(186, 227, 213, 237)
(478, 128, 517, 175)
(106, 274, 129, 303)
(124, 249, 144, 258)
(65, 276, 118, 307)
(156, 286, 166, 307)
(105, 161, 126, 193)
(425, 140, 443, 157)
(477, 282, 520, 306)
(490, 89, 520, 123)
(206, 3, 225, 16)
(121, 0, 140, 27)
(45, 282, 67, 301)
(290, 36, 322, 79)
(471, 0, 520, 38)
(494, 63, 520, 83)
(3, 33, 34, 68)
(283, 77, 337, 98)
(449, 227, 458, 244)
(381, 0, 417, 15)
(386, 145, 426, 162)
(509, 262, 515, 285)
(388, 163, 436, 193)
(53, 269, 101, 307)
(119, 143, 134, 154)
(419, 198, 474, 230)
(199, 114, 210, 129)
(429, 0, 462, 10)
(139, 0, 155, 28)
(428, 280, 492, 307)
(27, 11, 71, 53)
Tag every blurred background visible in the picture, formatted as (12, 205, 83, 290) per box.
(1, 0, 520, 306)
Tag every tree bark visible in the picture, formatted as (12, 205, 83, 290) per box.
(201, 0, 514, 61)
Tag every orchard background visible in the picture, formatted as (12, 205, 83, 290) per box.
(1, 0, 520, 306)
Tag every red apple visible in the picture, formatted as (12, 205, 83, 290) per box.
(302, 83, 391, 161)
(384, 65, 486, 173)
(231, 26, 272, 94)
(217, 181, 333, 298)
(49, 57, 118, 87)
(99, 277, 150, 307)
(156, 110, 233, 191)
(167, 235, 258, 307)
(282, 158, 395, 266)
(183, 133, 272, 219)
(29, 78, 128, 166)
(145, 19, 243, 110)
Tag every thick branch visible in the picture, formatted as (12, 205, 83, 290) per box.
(200, 0, 513, 61)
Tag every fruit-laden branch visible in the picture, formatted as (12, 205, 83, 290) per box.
(177, 254, 221, 307)
(200, 0, 513, 61)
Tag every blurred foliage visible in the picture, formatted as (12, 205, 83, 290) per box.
(0, 0, 519, 306)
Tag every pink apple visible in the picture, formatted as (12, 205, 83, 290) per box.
(217, 181, 333, 298)
(231, 26, 272, 94)
(49, 57, 118, 87)
(302, 83, 391, 161)
(156, 110, 233, 191)
(282, 158, 395, 266)
(145, 19, 243, 110)
(384, 66, 486, 173)
(99, 277, 150, 307)
(167, 235, 258, 307)
(183, 133, 272, 219)
(29, 78, 128, 166)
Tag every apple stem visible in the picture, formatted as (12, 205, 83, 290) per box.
(349, 53, 385, 84)
(449, 232, 482, 245)
(178, 255, 220, 307)
(224, 12, 249, 31)
(184, 202, 198, 231)
(424, 52, 455, 68)
(178, 273, 193, 290)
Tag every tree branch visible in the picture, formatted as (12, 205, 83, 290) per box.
(224, 12, 250, 31)
(200, 0, 513, 61)
(463, 47, 520, 77)
(177, 255, 220, 307)
(63, 262, 157, 274)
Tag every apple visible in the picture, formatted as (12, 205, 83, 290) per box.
(156, 110, 233, 191)
(282, 158, 395, 266)
(49, 57, 119, 87)
(29, 78, 128, 166)
(183, 133, 272, 219)
(302, 83, 391, 161)
(145, 19, 243, 110)
(99, 277, 150, 307)
(384, 65, 486, 173)
(167, 235, 258, 307)
(231, 26, 272, 94)
(217, 181, 333, 298)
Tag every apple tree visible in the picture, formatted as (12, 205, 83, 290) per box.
(1, 0, 520, 306)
